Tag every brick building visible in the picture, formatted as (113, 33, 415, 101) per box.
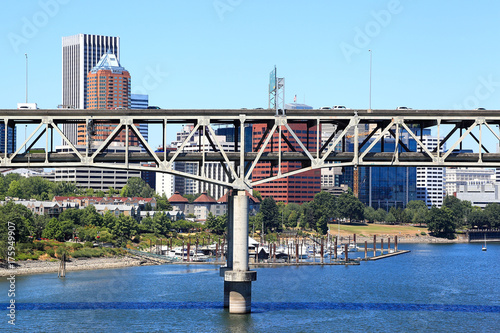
(251, 122, 321, 204)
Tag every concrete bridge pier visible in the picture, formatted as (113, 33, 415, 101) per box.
(221, 191, 234, 308)
(223, 190, 256, 314)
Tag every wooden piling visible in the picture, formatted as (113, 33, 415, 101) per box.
(58, 253, 66, 278)
(187, 243, 191, 262)
(344, 244, 348, 261)
(388, 238, 391, 252)
(334, 236, 338, 260)
(381, 239, 384, 255)
(364, 241, 368, 259)
(373, 235, 377, 257)
(395, 236, 398, 251)
(320, 238, 324, 264)
(273, 243, 276, 263)
(296, 243, 299, 263)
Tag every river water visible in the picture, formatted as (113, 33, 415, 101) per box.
(1, 243, 499, 332)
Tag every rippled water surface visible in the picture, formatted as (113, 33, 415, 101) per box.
(1, 243, 499, 332)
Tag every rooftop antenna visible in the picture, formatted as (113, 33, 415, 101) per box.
(268, 66, 285, 115)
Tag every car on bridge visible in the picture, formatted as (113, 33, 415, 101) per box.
(333, 105, 347, 110)
(396, 106, 412, 110)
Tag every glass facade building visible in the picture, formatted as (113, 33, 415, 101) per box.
(0, 124, 16, 154)
(343, 133, 417, 210)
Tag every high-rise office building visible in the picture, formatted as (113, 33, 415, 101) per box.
(78, 51, 135, 146)
(131, 94, 149, 149)
(415, 129, 445, 208)
(0, 124, 16, 154)
(343, 134, 417, 210)
(62, 34, 120, 144)
(251, 103, 321, 204)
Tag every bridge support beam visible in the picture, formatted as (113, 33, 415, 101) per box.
(223, 190, 256, 313)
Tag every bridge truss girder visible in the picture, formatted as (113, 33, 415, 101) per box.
(1, 109, 500, 191)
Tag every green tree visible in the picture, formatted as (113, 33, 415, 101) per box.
(206, 212, 226, 235)
(80, 205, 103, 227)
(151, 212, 172, 235)
(21, 176, 54, 199)
(310, 191, 336, 226)
(6, 180, 23, 198)
(112, 214, 139, 246)
(337, 191, 364, 223)
(58, 208, 83, 226)
(42, 218, 74, 241)
(252, 189, 262, 201)
(442, 195, 469, 228)
(388, 207, 398, 224)
(102, 211, 118, 229)
(299, 202, 315, 230)
(287, 210, 299, 228)
(375, 208, 387, 222)
(31, 214, 51, 238)
(364, 206, 376, 223)
(0, 202, 32, 244)
(468, 209, 489, 228)
(385, 212, 396, 224)
(107, 187, 118, 197)
(260, 197, 281, 232)
(183, 193, 202, 203)
(249, 212, 263, 233)
(155, 193, 173, 211)
(412, 207, 429, 226)
(122, 177, 154, 198)
(316, 216, 328, 235)
(427, 206, 455, 238)
(484, 203, 500, 228)
(53, 181, 79, 196)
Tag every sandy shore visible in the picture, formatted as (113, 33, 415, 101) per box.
(0, 256, 150, 277)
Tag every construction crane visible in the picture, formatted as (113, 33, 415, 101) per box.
(346, 131, 371, 198)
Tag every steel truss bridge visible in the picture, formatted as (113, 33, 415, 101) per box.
(2, 108, 500, 313)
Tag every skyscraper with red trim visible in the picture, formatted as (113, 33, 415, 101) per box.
(79, 51, 138, 146)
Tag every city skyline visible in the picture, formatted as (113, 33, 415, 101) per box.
(2, 1, 500, 151)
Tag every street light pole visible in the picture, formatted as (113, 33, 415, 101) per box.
(25, 53, 28, 103)
(368, 49, 372, 111)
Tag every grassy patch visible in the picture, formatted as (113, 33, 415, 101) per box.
(328, 223, 429, 236)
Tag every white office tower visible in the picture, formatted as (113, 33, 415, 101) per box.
(416, 135, 445, 208)
(320, 124, 342, 190)
(445, 168, 495, 196)
(156, 172, 175, 198)
(171, 125, 235, 199)
(61, 34, 120, 144)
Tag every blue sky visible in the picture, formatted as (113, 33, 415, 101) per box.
(1, 0, 500, 149)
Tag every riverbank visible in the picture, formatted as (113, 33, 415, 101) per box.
(0, 256, 151, 277)
(1, 235, 467, 277)
(335, 234, 468, 244)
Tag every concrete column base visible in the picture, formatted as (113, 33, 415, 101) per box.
(224, 270, 257, 314)
(228, 281, 252, 314)
(220, 267, 233, 308)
